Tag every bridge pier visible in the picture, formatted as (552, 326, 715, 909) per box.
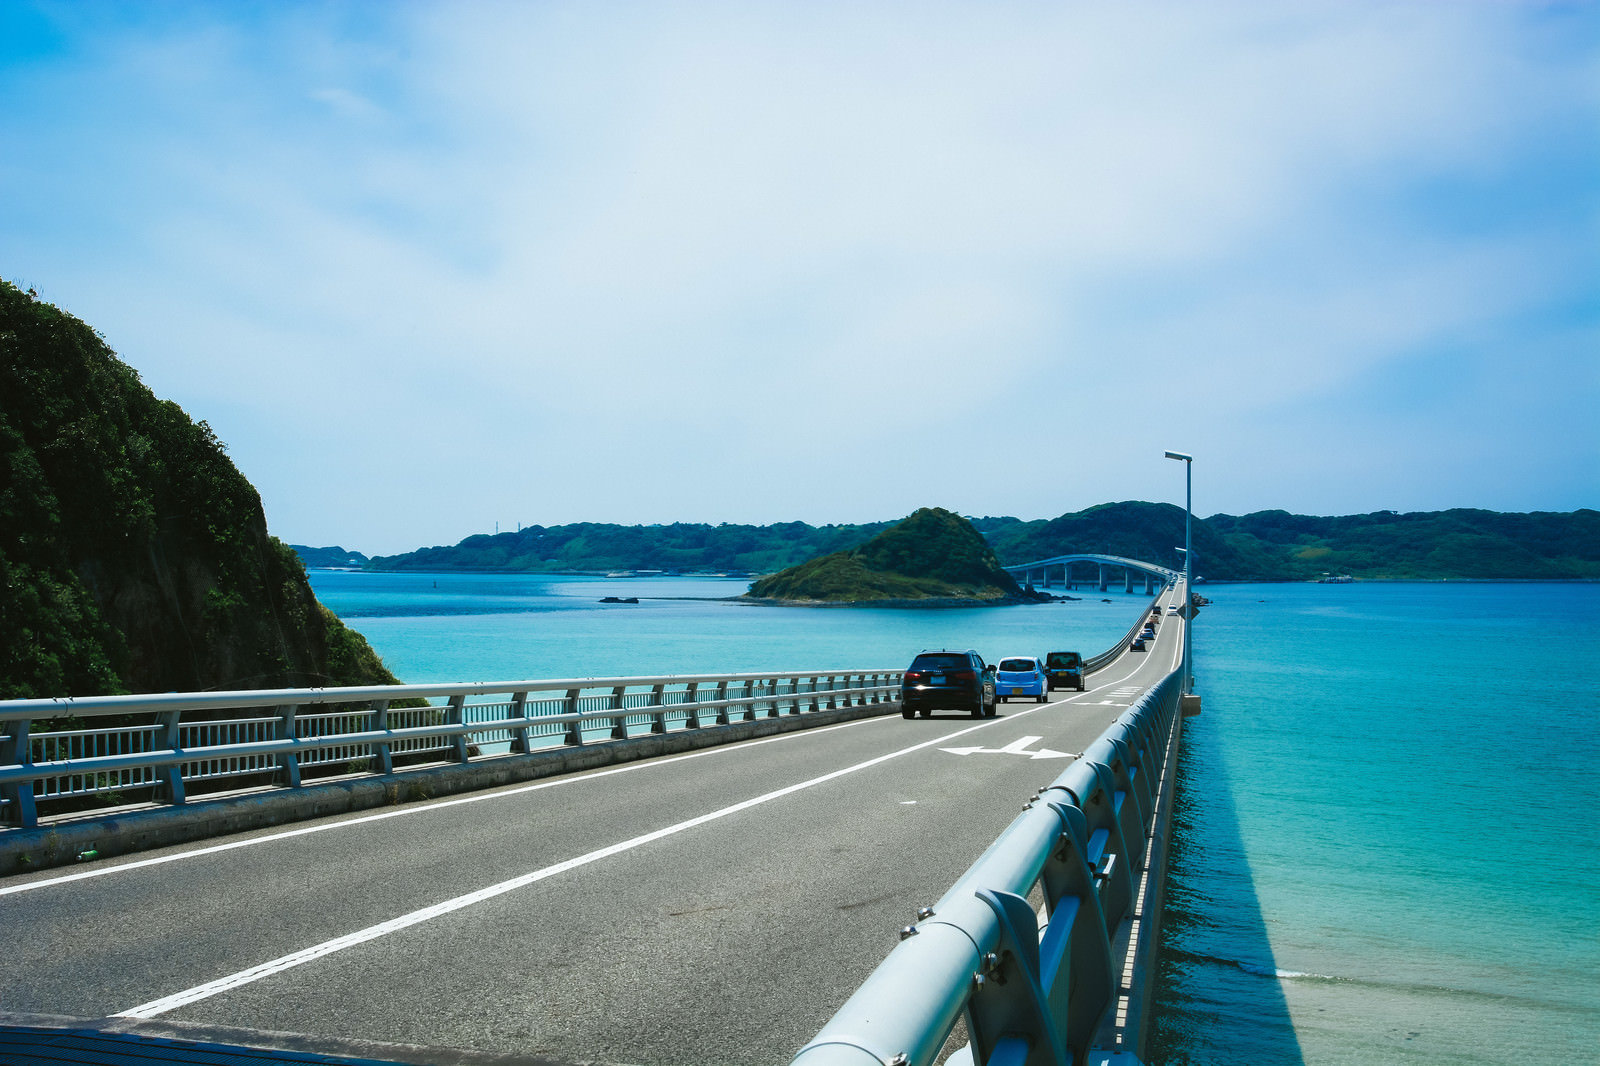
(999, 555, 1179, 603)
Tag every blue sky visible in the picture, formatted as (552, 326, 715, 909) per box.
(2, 1, 1596, 554)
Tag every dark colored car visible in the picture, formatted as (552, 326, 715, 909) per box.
(1130, 635, 1147, 651)
(901, 649, 996, 718)
(1045, 651, 1084, 691)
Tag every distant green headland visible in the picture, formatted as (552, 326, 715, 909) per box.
(337, 502, 1598, 583)
(0, 280, 403, 699)
(745, 507, 1026, 605)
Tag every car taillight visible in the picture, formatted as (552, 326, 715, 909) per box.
(904, 671, 924, 682)
(950, 669, 977, 682)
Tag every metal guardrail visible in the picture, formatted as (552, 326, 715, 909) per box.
(0, 671, 901, 828)
(1082, 585, 1172, 673)
(792, 668, 1183, 1066)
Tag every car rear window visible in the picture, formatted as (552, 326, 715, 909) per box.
(999, 658, 1036, 672)
(1046, 652, 1080, 667)
(910, 654, 967, 671)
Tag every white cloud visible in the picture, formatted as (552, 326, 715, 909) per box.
(1, 0, 1594, 551)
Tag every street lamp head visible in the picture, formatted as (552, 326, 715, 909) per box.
(1164, 450, 1192, 462)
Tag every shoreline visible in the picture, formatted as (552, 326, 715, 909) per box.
(312, 568, 1600, 585)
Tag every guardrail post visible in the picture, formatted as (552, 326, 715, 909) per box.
(610, 685, 630, 739)
(1106, 737, 1151, 834)
(446, 694, 469, 762)
(563, 688, 585, 746)
(649, 682, 669, 733)
(968, 888, 1069, 1066)
(1037, 799, 1116, 1053)
(157, 709, 186, 806)
(507, 691, 530, 753)
(714, 680, 731, 725)
(681, 682, 701, 729)
(0, 717, 38, 828)
(1077, 764, 1136, 925)
(372, 700, 394, 772)
(277, 705, 302, 788)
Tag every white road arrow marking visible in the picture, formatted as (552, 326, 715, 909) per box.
(940, 735, 1076, 760)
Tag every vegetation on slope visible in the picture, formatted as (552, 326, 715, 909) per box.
(747, 507, 1024, 603)
(976, 501, 1249, 579)
(364, 520, 892, 574)
(0, 279, 402, 698)
(292, 545, 370, 568)
(1203, 508, 1600, 580)
(328, 502, 1598, 586)
(979, 503, 1599, 581)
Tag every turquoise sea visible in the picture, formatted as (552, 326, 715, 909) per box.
(307, 572, 1600, 1065)
(1153, 582, 1600, 1066)
(305, 570, 1147, 682)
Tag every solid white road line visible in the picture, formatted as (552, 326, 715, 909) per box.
(114, 702, 1060, 1019)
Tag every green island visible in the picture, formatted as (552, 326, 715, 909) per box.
(745, 507, 1026, 605)
(0, 280, 403, 700)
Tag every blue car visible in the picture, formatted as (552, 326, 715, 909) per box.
(996, 656, 1048, 703)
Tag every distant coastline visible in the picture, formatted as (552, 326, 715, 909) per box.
(292, 502, 1599, 585)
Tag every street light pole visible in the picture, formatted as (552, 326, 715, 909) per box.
(1165, 450, 1193, 694)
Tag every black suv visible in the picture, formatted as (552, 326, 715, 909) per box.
(1045, 650, 1084, 691)
(901, 649, 997, 718)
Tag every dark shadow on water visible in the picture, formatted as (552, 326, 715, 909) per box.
(1150, 717, 1307, 1065)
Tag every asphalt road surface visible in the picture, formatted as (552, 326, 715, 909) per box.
(2, 592, 1188, 1066)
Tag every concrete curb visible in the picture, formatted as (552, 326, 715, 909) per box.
(1089, 689, 1187, 1063)
(1, 701, 900, 876)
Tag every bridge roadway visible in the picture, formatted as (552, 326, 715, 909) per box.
(1, 590, 1187, 1066)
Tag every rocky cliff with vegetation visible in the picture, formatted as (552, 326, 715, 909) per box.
(0, 279, 403, 698)
(746, 507, 1025, 604)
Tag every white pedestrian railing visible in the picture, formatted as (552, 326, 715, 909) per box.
(0, 671, 902, 828)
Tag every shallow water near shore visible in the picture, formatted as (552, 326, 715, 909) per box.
(308, 572, 1600, 1064)
(1152, 582, 1600, 1065)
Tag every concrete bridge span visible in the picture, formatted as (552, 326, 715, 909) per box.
(0, 584, 1196, 1066)
(1003, 554, 1180, 596)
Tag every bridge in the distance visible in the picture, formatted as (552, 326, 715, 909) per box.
(1003, 553, 1182, 595)
(0, 578, 1196, 1066)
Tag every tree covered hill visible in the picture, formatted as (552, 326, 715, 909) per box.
(975, 501, 1249, 579)
(343, 502, 1599, 583)
(0, 280, 403, 698)
(981, 503, 1598, 580)
(292, 545, 370, 568)
(1203, 508, 1600, 580)
(366, 519, 895, 574)
(747, 507, 1024, 603)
